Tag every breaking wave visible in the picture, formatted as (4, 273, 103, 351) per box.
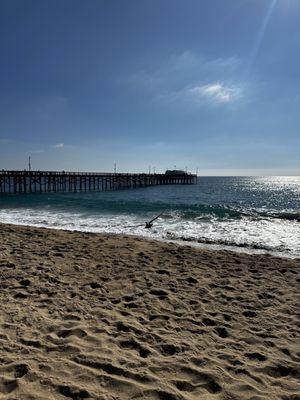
(1, 176, 299, 258)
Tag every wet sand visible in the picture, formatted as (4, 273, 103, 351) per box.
(0, 223, 299, 399)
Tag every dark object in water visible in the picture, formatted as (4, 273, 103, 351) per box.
(145, 213, 162, 229)
(125, 213, 163, 229)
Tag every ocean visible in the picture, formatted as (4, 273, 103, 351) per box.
(0, 176, 299, 258)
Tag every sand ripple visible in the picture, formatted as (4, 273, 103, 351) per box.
(0, 224, 299, 399)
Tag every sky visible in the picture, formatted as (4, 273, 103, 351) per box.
(0, 0, 299, 175)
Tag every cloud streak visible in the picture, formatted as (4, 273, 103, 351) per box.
(122, 51, 243, 108)
(52, 143, 64, 149)
(122, 51, 241, 91)
(168, 51, 240, 73)
(0, 138, 11, 144)
(188, 82, 242, 104)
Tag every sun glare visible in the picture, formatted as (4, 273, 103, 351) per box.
(247, 0, 277, 73)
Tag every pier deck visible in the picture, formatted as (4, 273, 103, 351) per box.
(0, 170, 197, 194)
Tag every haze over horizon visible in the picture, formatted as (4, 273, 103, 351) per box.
(0, 0, 299, 176)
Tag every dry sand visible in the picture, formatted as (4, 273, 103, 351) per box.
(0, 223, 299, 400)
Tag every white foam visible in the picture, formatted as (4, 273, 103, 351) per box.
(0, 208, 299, 258)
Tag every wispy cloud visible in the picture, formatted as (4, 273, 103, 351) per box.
(122, 51, 241, 90)
(52, 143, 64, 149)
(188, 82, 242, 104)
(168, 51, 201, 71)
(157, 81, 242, 109)
(50, 143, 78, 150)
(0, 138, 11, 144)
(168, 51, 240, 73)
(121, 51, 243, 108)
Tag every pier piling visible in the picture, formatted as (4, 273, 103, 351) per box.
(0, 170, 197, 194)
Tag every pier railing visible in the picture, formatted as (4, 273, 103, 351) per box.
(0, 170, 197, 194)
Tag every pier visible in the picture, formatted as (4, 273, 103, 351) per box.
(0, 170, 197, 194)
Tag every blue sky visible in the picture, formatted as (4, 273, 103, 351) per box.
(0, 0, 299, 175)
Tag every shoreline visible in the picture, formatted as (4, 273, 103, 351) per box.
(0, 220, 298, 260)
(0, 223, 299, 399)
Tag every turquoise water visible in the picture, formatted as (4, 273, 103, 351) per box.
(0, 176, 299, 257)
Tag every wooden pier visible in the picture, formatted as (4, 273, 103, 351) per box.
(0, 170, 197, 194)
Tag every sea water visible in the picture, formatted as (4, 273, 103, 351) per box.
(0, 176, 299, 258)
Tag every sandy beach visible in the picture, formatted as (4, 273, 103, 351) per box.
(0, 223, 299, 399)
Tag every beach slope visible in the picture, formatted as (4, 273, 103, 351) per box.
(0, 223, 299, 399)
